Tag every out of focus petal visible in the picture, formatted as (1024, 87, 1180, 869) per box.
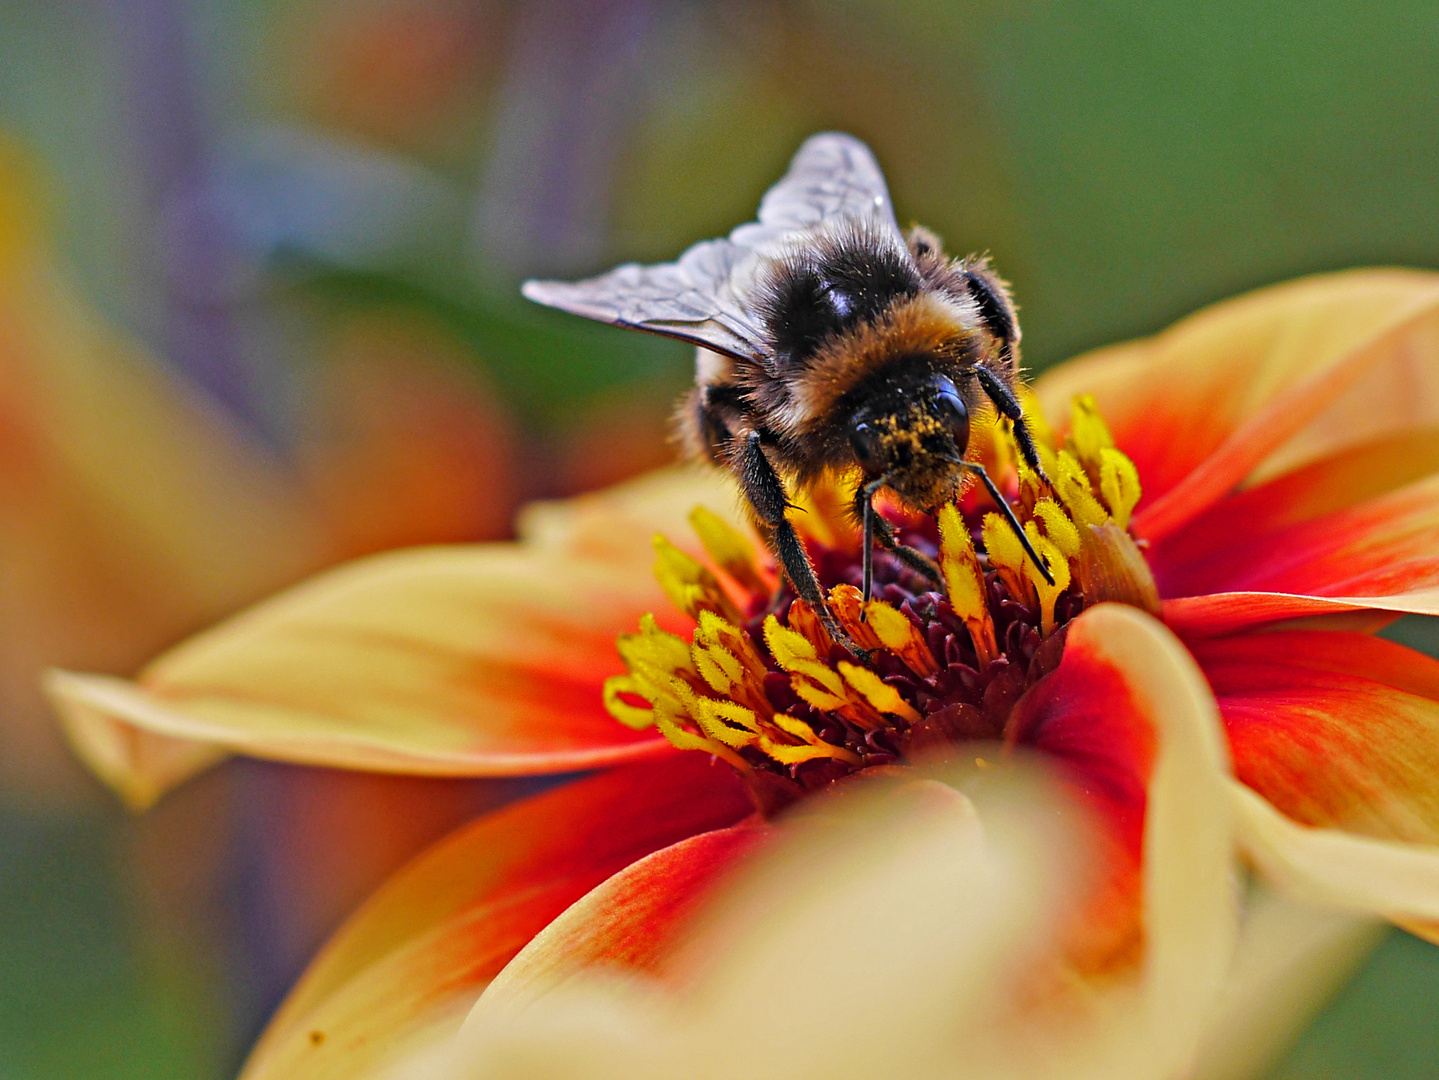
(517, 465, 744, 567)
(1230, 782, 1439, 942)
(477, 824, 768, 1009)
(46, 545, 685, 804)
(1037, 270, 1439, 541)
(240, 754, 751, 1080)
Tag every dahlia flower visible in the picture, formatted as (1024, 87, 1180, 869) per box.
(46, 268, 1439, 1078)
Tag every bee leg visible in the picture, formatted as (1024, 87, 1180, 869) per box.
(973, 365, 1052, 487)
(735, 430, 867, 658)
(958, 460, 1056, 587)
(851, 483, 941, 596)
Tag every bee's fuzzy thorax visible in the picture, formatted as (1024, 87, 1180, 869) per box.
(754, 289, 985, 444)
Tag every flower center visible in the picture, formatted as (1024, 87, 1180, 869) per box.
(604, 394, 1159, 814)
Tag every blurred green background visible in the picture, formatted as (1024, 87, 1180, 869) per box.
(2, 0, 1438, 1076)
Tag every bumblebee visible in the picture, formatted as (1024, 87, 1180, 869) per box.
(524, 133, 1051, 652)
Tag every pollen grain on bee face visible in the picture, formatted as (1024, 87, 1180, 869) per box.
(603, 395, 1155, 816)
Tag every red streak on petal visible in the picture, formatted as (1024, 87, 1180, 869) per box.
(1192, 632, 1439, 844)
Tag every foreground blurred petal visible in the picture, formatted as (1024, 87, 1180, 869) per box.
(478, 824, 768, 1009)
(1019, 603, 1238, 1070)
(46, 545, 685, 803)
(241, 754, 751, 1080)
(1037, 270, 1439, 541)
(1191, 889, 1382, 1080)
(1191, 631, 1439, 844)
(1231, 782, 1439, 943)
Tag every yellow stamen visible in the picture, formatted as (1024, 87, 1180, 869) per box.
(837, 662, 923, 723)
(937, 503, 998, 667)
(602, 673, 655, 730)
(764, 613, 854, 714)
(652, 535, 739, 621)
(1097, 447, 1142, 529)
(982, 512, 1034, 603)
(1053, 450, 1110, 527)
(617, 614, 694, 676)
(654, 714, 749, 771)
(1031, 497, 1081, 561)
(1023, 523, 1072, 637)
(689, 506, 768, 594)
(859, 597, 939, 678)
(1069, 393, 1116, 472)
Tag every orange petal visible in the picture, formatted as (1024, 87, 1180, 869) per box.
(239, 754, 751, 1080)
(1037, 269, 1439, 541)
(476, 824, 769, 1010)
(45, 545, 688, 806)
(1190, 631, 1439, 846)
(1151, 431, 1439, 601)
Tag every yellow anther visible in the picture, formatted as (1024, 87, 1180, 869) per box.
(1022, 523, 1072, 637)
(617, 614, 693, 676)
(689, 506, 768, 594)
(652, 534, 738, 621)
(1069, 394, 1116, 472)
(763, 613, 819, 669)
(769, 713, 824, 745)
(837, 662, 922, 723)
(691, 698, 762, 748)
(1097, 447, 1142, 529)
(627, 661, 694, 721)
(982, 512, 1033, 603)
(1031, 497, 1081, 560)
(937, 503, 998, 667)
(654, 714, 748, 771)
(862, 599, 939, 678)
(602, 674, 656, 730)
(691, 643, 742, 695)
(760, 736, 862, 767)
(790, 678, 852, 714)
(1053, 450, 1109, 527)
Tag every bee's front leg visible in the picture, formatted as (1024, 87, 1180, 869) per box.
(733, 430, 868, 659)
(850, 483, 942, 597)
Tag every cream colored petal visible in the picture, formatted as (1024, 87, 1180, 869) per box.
(46, 545, 683, 804)
(1191, 888, 1382, 1080)
(1062, 604, 1240, 1075)
(1230, 779, 1439, 935)
(517, 466, 745, 565)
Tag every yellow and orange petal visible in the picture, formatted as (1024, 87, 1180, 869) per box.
(45, 545, 688, 807)
(238, 754, 750, 1080)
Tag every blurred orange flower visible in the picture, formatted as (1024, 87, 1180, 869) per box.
(47, 269, 1439, 1077)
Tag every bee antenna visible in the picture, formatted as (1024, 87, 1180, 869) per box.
(959, 462, 1055, 587)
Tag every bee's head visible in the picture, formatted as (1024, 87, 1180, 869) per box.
(846, 369, 970, 510)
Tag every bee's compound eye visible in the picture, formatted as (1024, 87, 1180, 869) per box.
(933, 389, 970, 454)
(849, 418, 884, 470)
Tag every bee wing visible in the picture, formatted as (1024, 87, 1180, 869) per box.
(728, 132, 904, 253)
(522, 238, 769, 362)
(521, 133, 900, 361)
